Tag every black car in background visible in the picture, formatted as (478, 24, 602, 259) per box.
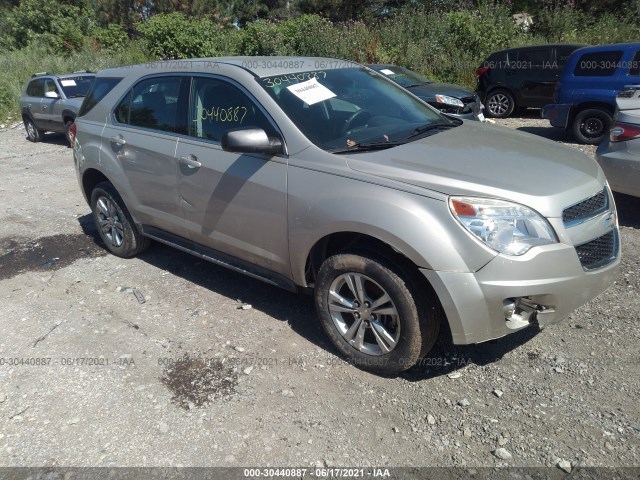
(368, 64, 484, 120)
(476, 44, 585, 118)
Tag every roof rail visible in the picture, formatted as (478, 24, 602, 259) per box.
(72, 70, 94, 74)
(32, 72, 51, 77)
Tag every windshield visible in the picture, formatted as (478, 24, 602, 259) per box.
(372, 66, 432, 88)
(58, 75, 95, 98)
(259, 67, 449, 152)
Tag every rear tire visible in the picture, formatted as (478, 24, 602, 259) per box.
(314, 250, 439, 374)
(571, 108, 612, 145)
(485, 89, 515, 118)
(90, 182, 150, 258)
(25, 117, 43, 142)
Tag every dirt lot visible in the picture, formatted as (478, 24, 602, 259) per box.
(0, 113, 639, 472)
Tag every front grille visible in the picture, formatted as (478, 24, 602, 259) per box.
(563, 189, 608, 225)
(575, 230, 618, 270)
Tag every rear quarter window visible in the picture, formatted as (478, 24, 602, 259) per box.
(26, 79, 45, 97)
(78, 77, 122, 117)
(573, 51, 624, 77)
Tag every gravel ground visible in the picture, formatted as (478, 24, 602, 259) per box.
(0, 114, 638, 472)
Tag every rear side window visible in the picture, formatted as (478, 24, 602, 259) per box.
(574, 51, 624, 77)
(517, 48, 550, 66)
(26, 79, 45, 97)
(630, 51, 640, 76)
(58, 75, 95, 98)
(115, 76, 186, 134)
(78, 77, 122, 117)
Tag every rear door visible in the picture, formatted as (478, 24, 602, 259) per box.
(514, 47, 557, 107)
(101, 75, 189, 235)
(571, 49, 624, 102)
(619, 48, 640, 89)
(23, 79, 45, 128)
(174, 75, 290, 277)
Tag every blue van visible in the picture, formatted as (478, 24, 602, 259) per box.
(542, 43, 640, 144)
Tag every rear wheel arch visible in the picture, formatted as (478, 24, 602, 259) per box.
(569, 103, 614, 144)
(568, 102, 615, 123)
(82, 168, 112, 203)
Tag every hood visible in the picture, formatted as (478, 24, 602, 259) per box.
(346, 121, 605, 218)
(407, 82, 475, 102)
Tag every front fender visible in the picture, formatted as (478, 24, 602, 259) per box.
(287, 166, 496, 286)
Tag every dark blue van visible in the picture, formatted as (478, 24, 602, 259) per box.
(542, 43, 640, 144)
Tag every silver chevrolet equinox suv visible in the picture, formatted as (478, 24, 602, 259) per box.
(73, 57, 621, 374)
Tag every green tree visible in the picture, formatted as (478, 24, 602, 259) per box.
(2, 0, 95, 52)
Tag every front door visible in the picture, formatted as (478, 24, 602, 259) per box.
(174, 76, 290, 278)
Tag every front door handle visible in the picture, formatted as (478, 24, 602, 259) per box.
(110, 135, 126, 146)
(179, 154, 201, 169)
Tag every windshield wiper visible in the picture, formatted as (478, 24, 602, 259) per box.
(406, 122, 456, 140)
(329, 140, 406, 154)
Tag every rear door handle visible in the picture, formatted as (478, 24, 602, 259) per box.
(110, 135, 126, 146)
(179, 154, 201, 169)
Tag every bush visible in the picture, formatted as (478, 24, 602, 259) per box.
(138, 13, 225, 59)
(1, 0, 95, 54)
(95, 24, 129, 52)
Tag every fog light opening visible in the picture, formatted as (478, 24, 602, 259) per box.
(503, 297, 535, 330)
(503, 298, 556, 330)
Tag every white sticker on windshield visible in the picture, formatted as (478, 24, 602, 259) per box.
(380, 69, 395, 75)
(287, 77, 336, 105)
(60, 79, 76, 86)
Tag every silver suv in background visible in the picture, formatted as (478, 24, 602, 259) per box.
(73, 57, 620, 374)
(20, 71, 95, 144)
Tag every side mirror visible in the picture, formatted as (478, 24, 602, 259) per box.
(45, 91, 59, 99)
(221, 128, 283, 155)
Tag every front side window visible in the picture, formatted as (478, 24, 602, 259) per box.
(44, 79, 60, 97)
(26, 79, 45, 97)
(517, 48, 549, 66)
(189, 77, 276, 142)
(574, 51, 624, 77)
(259, 67, 449, 151)
(115, 76, 185, 133)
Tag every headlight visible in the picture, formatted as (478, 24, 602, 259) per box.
(449, 197, 558, 255)
(435, 94, 464, 108)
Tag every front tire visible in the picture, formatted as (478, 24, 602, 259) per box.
(571, 108, 612, 145)
(485, 89, 515, 118)
(25, 117, 43, 142)
(314, 251, 439, 374)
(64, 120, 73, 147)
(90, 182, 149, 258)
